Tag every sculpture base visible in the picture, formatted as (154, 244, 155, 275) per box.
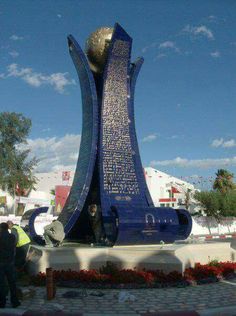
(27, 241, 236, 275)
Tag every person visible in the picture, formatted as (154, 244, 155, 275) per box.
(7, 221, 31, 269)
(0, 222, 21, 308)
(88, 204, 105, 245)
(43, 220, 65, 247)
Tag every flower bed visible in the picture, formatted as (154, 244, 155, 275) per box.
(30, 261, 236, 289)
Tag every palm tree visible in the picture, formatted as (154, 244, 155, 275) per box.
(213, 169, 235, 194)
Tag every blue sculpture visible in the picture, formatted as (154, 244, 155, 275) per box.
(30, 23, 192, 245)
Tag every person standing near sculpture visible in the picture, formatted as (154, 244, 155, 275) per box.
(88, 204, 105, 244)
(7, 221, 31, 269)
(43, 220, 65, 247)
(0, 222, 21, 308)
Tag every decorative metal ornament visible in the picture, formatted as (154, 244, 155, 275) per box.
(85, 27, 113, 73)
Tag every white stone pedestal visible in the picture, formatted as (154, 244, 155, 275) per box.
(27, 241, 236, 275)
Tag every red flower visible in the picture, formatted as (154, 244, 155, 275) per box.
(30, 261, 236, 287)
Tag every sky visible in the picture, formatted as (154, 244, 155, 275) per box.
(1, 0, 236, 189)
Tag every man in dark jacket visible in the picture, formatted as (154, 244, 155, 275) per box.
(88, 204, 105, 244)
(0, 222, 21, 308)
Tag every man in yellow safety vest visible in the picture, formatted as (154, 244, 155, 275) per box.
(7, 221, 31, 269)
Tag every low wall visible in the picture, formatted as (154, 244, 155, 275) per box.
(191, 216, 236, 236)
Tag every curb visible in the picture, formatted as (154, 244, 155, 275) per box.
(194, 234, 236, 241)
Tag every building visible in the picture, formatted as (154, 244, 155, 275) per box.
(145, 167, 197, 212)
(0, 171, 73, 215)
(21, 171, 74, 214)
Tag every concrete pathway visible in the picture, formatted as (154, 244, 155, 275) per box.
(1, 278, 236, 316)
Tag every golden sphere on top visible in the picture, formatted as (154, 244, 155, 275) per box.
(85, 27, 113, 73)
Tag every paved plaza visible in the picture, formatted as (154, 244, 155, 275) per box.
(1, 278, 236, 316)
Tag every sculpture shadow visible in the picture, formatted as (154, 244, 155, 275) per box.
(88, 252, 123, 271)
(48, 246, 82, 272)
(136, 247, 192, 274)
(26, 244, 82, 275)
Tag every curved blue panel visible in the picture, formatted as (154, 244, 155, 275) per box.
(57, 35, 98, 235)
(129, 58, 154, 207)
(29, 207, 48, 242)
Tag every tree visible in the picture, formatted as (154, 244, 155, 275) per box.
(194, 169, 236, 220)
(219, 191, 236, 217)
(50, 189, 55, 196)
(194, 190, 236, 219)
(194, 191, 220, 219)
(184, 188, 192, 210)
(213, 169, 235, 194)
(0, 112, 37, 206)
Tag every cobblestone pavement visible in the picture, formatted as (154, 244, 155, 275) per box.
(1, 278, 236, 316)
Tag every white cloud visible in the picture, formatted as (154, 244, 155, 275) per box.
(48, 73, 75, 93)
(159, 41, 174, 49)
(159, 41, 180, 52)
(142, 40, 180, 56)
(183, 25, 214, 40)
(141, 42, 157, 53)
(9, 51, 19, 58)
(150, 156, 236, 169)
(211, 138, 224, 147)
(42, 127, 51, 133)
(211, 138, 236, 148)
(170, 134, 183, 140)
(10, 34, 24, 41)
(0, 63, 76, 93)
(154, 53, 167, 60)
(142, 134, 157, 143)
(210, 51, 220, 58)
(208, 15, 216, 20)
(57, 14, 62, 18)
(21, 134, 81, 173)
(223, 139, 236, 148)
(207, 15, 217, 23)
(1, 45, 10, 50)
